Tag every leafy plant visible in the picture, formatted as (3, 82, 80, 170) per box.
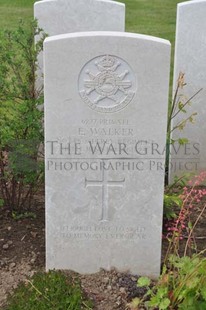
(128, 253, 206, 310)
(12, 210, 36, 220)
(164, 73, 202, 216)
(128, 171, 206, 310)
(0, 19, 46, 211)
(5, 270, 93, 310)
(165, 72, 202, 185)
(165, 171, 206, 260)
(163, 173, 192, 223)
(167, 72, 202, 143)
(164, 191, 182, 220)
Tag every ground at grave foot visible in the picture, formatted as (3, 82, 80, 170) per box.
(0, 192, 145, 310)
(0, 191, 206, 309)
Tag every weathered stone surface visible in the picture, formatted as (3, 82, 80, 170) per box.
(34, 0, 125, 89)
(170, 0, 206, 182)
(44, 32, 170, 277)
(34, 0, 125, 35)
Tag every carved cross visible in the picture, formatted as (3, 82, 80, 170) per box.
(85, 169, 125, 222)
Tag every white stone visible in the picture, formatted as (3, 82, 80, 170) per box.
(170, 0, 206, 182)
(44, 31, 171, 278)
(34, 0, 125, 35)
(34, 0, 125, 90)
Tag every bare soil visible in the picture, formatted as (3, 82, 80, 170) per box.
(0, 191, 206, 309)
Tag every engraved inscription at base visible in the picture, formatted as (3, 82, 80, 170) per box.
(61, 225, 147, 240)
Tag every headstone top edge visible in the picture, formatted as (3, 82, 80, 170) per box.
(34, 0, 125, 8)
(178, 0, 206, 9)
(34, 0, 55, 5)
(44, 31, 171, 46)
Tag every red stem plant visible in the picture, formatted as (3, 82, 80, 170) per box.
(164, 171, 206, 263)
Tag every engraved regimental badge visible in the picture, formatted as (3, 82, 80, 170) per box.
(78, 55, 136, 113)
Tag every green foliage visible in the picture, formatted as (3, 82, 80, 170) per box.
(0, 20, 46, 211)
(137, 273, 170, 310)
(129, 254, 206, 310)
(0, 198, 4, 207)
(165, 73, 202, 185)
(172, 174, 193, 189)
(167, 254, 206, 309)
(178, 138, 189, 145)
(129, 171, 206, 310)
(0, 0, 35, 30)
(12, 211, 36, 220)
(163, 173, 194, 220)
(6, 270, 93, 310)
(164, 192, 182, 220)
(127, 297, 141, 310)
(0, 0, 186, 93)
(137, 277, 151, 287)
(167, 73, 201, 139)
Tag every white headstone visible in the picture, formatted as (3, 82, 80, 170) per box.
(34, 0, 125, 35)
(169, 0, 206, 182)
(34, 0, 125, 89)
(44, 32, 171, 278)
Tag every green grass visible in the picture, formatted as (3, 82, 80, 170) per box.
(122, 0, 187, 88)
(0, 0, 185, 47)
(0, 0, 187, 89)
(0, 0, 185, 40)
(0, 0, 35, 29)
(5, 270, 93, 310)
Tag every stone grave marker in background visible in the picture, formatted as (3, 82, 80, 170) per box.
(34, 0, 125, 89)
(169, 0, 206, 183)
(44, 31, 170, 277)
